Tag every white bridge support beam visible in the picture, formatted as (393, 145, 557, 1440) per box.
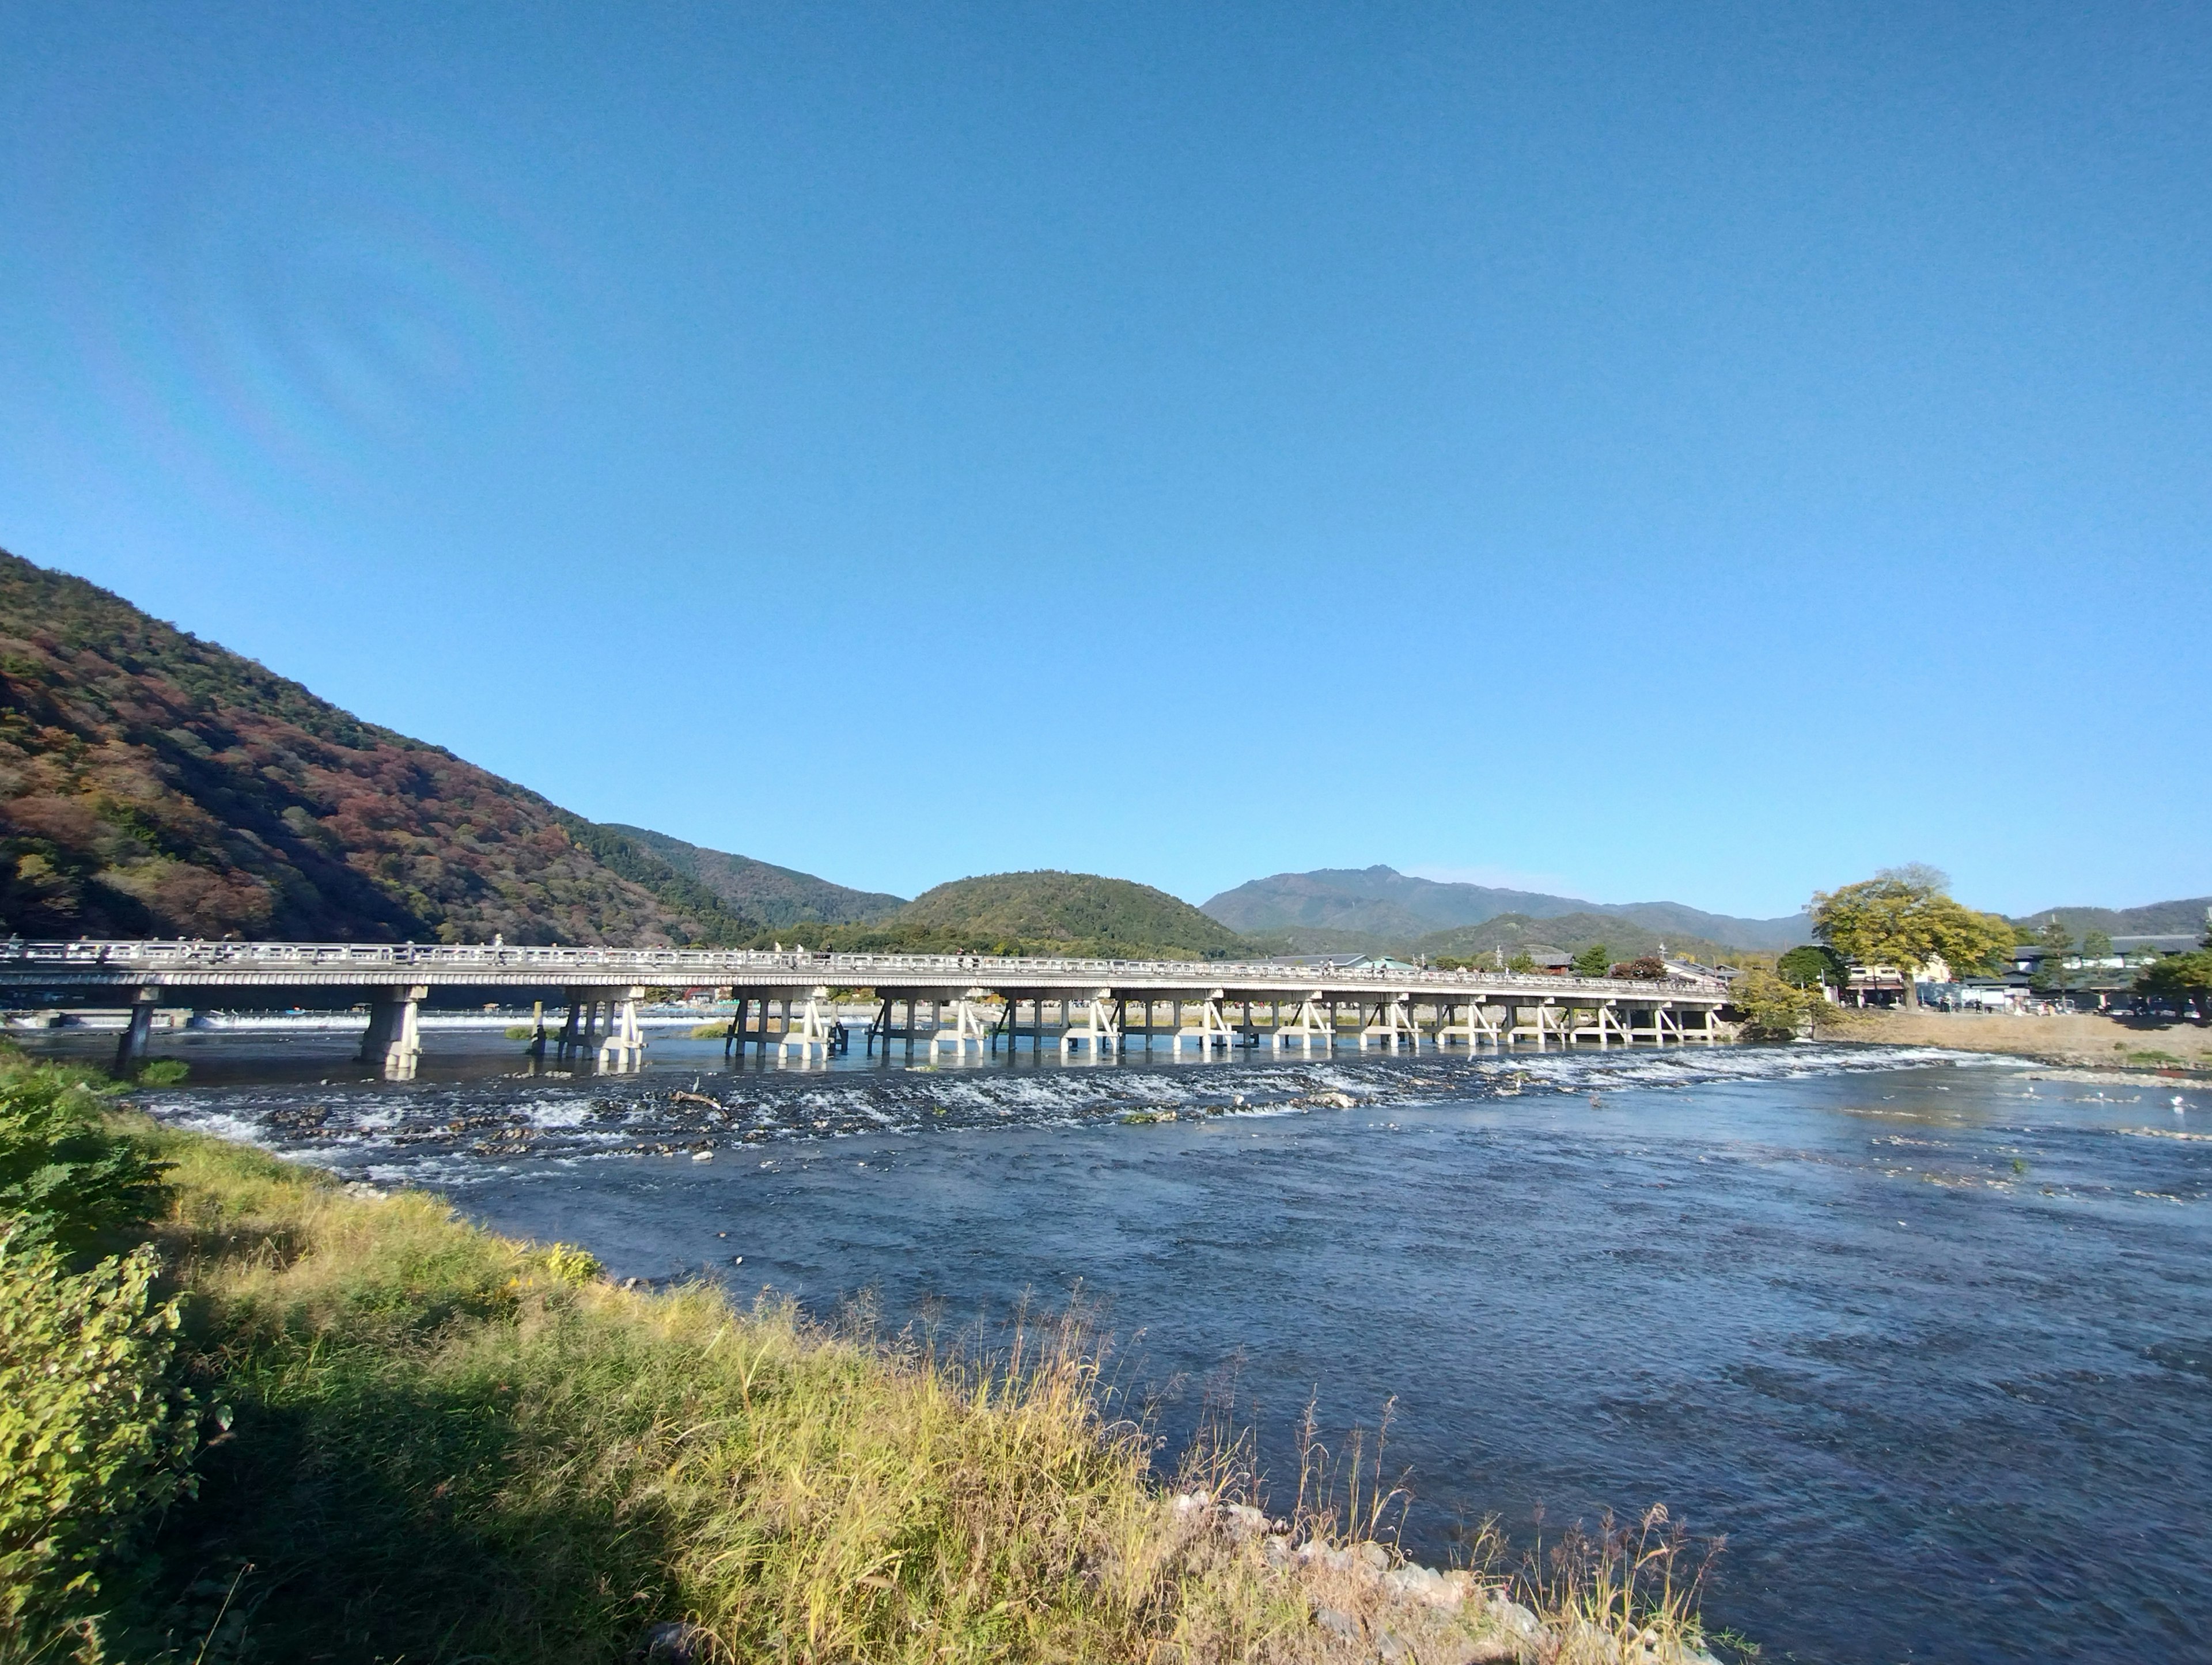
(930, 991, 997, 1059)
(1059, 989, 1121, 1057)
(1173, 989, 1237, 1056)
(1565, 1001, 1631, 1049)
(360, 983, 429, 1079)
(1506, 999, 1564, 1051)
(1435, 999, 1504, 1050)
(113, 987, 157, 1073)
(1270, 993, 1334, 1053)
(598, 985, 648, 1071)
(1358, 993, 1423, 1053)
(781, 986, 841, 1061)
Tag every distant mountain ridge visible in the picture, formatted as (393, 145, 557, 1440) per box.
(1203, 864, 1811, 952)
(601, 825, 903, 927)
(795, 870, 1250, 960)
(2017, 898, 2212, 938)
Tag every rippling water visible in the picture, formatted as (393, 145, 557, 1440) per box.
(63, 1029, 2212, 1663)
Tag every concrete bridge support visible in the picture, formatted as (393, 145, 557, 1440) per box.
(1435, 999, 1504, 1050)
(1172, 991, 1238, 1056)
(1271, 995, 1334, 1054)
(1358, 995, 1423, 1053)
(781, 987, 842, 1061)
(597, 987, 647, 1071)
(929, 993, 995, 1059)
(113, 988, 157, 1073)
(1059, 991, 1121, 1057)
(359, 984, 429, 1078)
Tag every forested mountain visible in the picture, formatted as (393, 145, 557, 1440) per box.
(1408, 912, 1741, 968)
(1203, 864, 1811, 950)
(2016, 898, 2212, 938)
(0, 550, 824, 945)
(601, 824, 903, 927)
(789, 871, 1255, 959)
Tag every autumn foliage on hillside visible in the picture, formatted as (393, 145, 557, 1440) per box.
(0, 551, 751, 944)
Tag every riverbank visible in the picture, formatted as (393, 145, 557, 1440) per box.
(1813, 1006, 2212, 1069)
(5, 1061, 1726, 1664)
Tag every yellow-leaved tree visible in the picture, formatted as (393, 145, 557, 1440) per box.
(1808, 865, 2013, 1010)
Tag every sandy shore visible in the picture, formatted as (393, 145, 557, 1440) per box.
(1813, 1006, 2212, 1069)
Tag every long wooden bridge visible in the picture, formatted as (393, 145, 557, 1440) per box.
(0, 940, 1734, 1077)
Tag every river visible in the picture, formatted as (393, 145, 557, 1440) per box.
(44, 1027, 2212, 1663)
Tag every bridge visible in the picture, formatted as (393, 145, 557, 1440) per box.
(0, 939, 1734, 1077)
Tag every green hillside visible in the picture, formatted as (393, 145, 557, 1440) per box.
(2014, 898, 2212, 938)
(0, 549, 774, 945)
(794, 871, 1255, 959)
(1408, 911, 1752, 968)
(603, 824, 903, 927)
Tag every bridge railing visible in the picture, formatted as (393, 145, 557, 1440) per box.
(0, 940, 1724, 998)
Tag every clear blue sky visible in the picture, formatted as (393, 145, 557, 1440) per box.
(3, 3, 2206, 919)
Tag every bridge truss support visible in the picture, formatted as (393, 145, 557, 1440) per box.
(1565, 1002, 1631, 1049)
(1435, 999, 1504, 1050)
(596, 987, 647, 1071)
(930, 992, 996, 1059)
(1270, 995, 1334, 1053)
(1173, 990, 1238, 1056)
(360, 984, 429, 1079)
(1506, 1000, 1564, 1051)
(781, 987, 842, 1061)
(1059, 990, 1121, 1057)
(113, 988, 157, 1074)
(1358, 995, 1423, 1053)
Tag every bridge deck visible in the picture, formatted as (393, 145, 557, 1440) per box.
(0, 940, 1730, 1007)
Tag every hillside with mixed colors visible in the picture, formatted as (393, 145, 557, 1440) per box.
(0, 549, 765, 944)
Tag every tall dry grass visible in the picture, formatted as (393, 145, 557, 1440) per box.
(123, 1122, 1310, 1663)
(103, 1118, 1731, 1664)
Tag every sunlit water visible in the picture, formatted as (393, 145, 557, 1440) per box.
(40, 1027, 2212, 1663)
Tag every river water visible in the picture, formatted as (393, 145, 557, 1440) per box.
(53, 1027, 2212, 1663)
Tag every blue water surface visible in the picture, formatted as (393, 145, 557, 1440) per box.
(103, 1031, 2212, 1664)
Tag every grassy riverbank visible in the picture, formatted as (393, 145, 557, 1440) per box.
(1814, 1006, 2212, 1069)
(5, 1053, 1729, 1664)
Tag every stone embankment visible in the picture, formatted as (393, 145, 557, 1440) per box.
(1166, 1492, 1724, 1665)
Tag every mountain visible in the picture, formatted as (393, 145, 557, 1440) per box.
(2015, 898, 2212, 939)
(601, 824, 903, 927)
(792, 871, 1254, 960)
(1408, 912, 1743, 968)
(0, 549, 850, 945)
(1202, 864, 1810, 951)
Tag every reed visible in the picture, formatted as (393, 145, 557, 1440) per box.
(22, 1107, 1736, 1664)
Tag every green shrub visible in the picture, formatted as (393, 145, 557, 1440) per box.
(0, 1231, 203, 1658)
(0, 1059, 171, 1262)
(133, 1059, 189, 1087)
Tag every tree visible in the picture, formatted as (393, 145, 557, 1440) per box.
(1611, 956, 1665, 978)
(1732, 966, 1817, 1040)
(2136, 951, 2212, 1021)
(1776, 944, 1847, 991)
(1808, 866, 2013, 1009)
(2081, 928, 2114, 962)
(1506, 950, 1536, 974)
(1570, 943, 1611, 977)
(2030, 917, 2074, 995)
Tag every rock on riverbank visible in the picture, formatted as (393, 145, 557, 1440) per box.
(1165, 1492, 1724, 1665)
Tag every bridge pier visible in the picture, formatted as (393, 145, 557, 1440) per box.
(1173, 990, 1237, 1056)
(1058, 989, 1119, 1056)
(930, 992, 995, 1060)
(113, 988, 157, 1073)
(597, 987, 647, 1071)
(1358, 995, 1423, 1053)
(359, 984, 428, 1078)
(1270, 993, 1333, 1054)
